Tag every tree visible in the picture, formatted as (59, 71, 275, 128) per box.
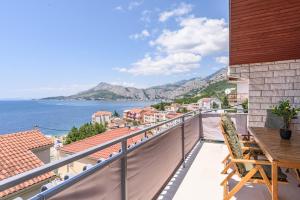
(112, 110, 120, 117)
(132, 121, 139, 126)
(64, 122, 107, 145)
(221, 96, 229, 109)
(178, 107, 188, 113)
(241, 98, 248, 113)
(151, 102, 170, 111)
(212, 101, 219, 109)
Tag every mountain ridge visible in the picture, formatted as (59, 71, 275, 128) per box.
(43, 68, 227, 101)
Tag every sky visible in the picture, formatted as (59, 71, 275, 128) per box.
(0, 0, 229, 99)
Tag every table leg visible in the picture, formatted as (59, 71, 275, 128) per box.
(272, 163, 278, 200)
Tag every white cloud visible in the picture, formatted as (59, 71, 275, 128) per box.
(116, 53, 201, 76)
(128, 1, 143, 10)
(130, 29, 150, 40)
(118, 16, 228, 76)
(140, 10, 151, 23)
(109, 81, 137, 88)
(159, 3, 193, 22)
(152, 17, 228, 56)
(215, 56, 229, 65)
(115, 6, 123, 11)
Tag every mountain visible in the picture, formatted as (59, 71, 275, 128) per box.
(43, 68, 227, 101)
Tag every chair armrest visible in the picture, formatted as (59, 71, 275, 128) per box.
(241, 134, 253, 137)
(240, 140, 257, 144)
(242, 147, 261, 151)
(238, 134, 254, 141)
(231, 158, 271, 165)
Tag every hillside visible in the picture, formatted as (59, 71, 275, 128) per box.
(44, 68, 228, 101)
(174, 80, 236, 104)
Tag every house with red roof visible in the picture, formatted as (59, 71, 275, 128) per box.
(123, 108, 145, 123)
(0, 129, 54, 200)
(91, 111, 112, 124)
(58, 127, 141, 178)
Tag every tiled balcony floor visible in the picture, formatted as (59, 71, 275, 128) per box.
(158, 141, 300, 200)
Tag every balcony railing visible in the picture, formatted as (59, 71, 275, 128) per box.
(0, 110, 248, 200)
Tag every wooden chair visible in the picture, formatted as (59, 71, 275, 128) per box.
(220, 115, 288, 200)
(221, 115, 262, 175)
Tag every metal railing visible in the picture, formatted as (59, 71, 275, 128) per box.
(0, 108, 248, 200)
(0, 109, 203, 200)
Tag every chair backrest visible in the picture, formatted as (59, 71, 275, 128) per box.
(220, 114, 248, 175)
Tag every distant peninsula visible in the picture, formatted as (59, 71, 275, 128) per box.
(43, 68, 227, 101)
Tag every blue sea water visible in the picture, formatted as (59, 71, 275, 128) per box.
(0, 100, 154, 135)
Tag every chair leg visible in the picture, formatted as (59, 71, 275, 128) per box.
(222, 162, 234, 174)
(221, 170, 236, 186)
(221, 171, 235, 200)
(225, 167, 259, 200)
(222, 154, 230, 164)
(257, 165, 272, 193)
(294, 169, 300, 187)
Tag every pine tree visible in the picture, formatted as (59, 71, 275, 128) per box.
(113, 110, 120, 117)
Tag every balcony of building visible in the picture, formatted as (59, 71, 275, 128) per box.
(1, 110, 300, 200)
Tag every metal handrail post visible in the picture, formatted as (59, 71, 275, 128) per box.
(181, 116, 185, 168)
(121, 140, 128, 200)
(199, 109, 203, 141)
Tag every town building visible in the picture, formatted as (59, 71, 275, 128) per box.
(228, 77, 249, 105)
(165, 103, 181, 112)
(92, 111, 112, 124)
(58, 127, 140, 178)
(197, 98, 222, 110)
(123, 108, 144, 123)
(143, 111, 169, 125)
(228, 0, 300, 130)
(186, 103, 201, 111)
(143, 110, 156, 124)
(0, 130, 54, 200)
(107, 117, 127, 129)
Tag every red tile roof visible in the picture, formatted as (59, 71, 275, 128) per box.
(166, 113, 182, 119)
(143, 110, 156, 116)
(93, 111, 112, 117)
(60, 127, 141, 160)
(125, 108, 143, 114)
(0, 129, 54, 198)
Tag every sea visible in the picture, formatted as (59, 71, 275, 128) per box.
(0, 100, 154, 136)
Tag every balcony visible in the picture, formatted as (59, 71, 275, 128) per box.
(0, 110, 300, 200)
(158, 142, 300, 200)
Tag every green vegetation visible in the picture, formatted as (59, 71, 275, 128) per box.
(242, 98, 248, 113)
(272, 99, 300, 130)
(73, 90, 128, 100)
(132, 121, 139, 126)
(198, 80, 236, 98)
(151, 102, 171, 111)
(174, 96, 202, 104)
(112, 110, 120, 117)
(178, 107, 188, 113)
(64, 122, 106, 144)
(221, 96, 229, 109)
(174, 80, 236, 104)
(212, 101, 219, 109)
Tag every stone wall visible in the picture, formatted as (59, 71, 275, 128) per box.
(229, 59, 300, 133)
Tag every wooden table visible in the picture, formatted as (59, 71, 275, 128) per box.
(248, 127, 300, 200)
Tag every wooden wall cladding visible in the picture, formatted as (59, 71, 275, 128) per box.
(230, 0, 300, 65)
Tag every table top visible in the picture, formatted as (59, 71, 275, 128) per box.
(248, 127, 300, 167)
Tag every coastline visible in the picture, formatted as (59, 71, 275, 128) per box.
(0, 100, 154, 136)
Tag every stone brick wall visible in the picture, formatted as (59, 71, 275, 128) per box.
(229, 59, 300, 133)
